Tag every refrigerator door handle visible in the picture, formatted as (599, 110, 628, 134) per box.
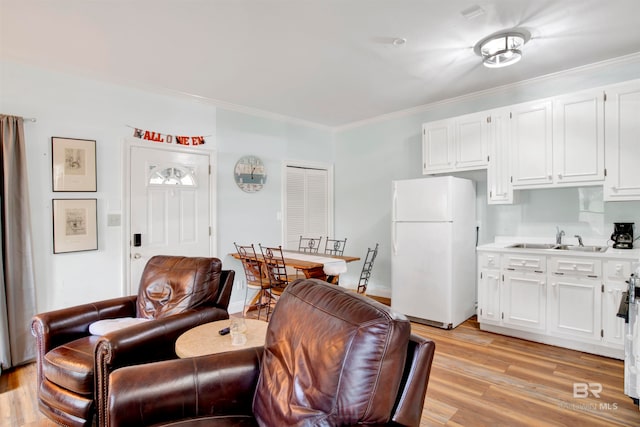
(392, 184, 397, 222)
(392, 222, 398, 255)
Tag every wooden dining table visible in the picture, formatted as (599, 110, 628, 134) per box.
(231, 250, 360, 315)
(231, 250, 360, 281)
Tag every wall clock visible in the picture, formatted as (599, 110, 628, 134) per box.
(234, 155, 267, 193)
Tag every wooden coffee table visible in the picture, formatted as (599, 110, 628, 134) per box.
(175, 318, 269, 358)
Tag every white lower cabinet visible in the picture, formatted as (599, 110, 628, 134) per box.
(502, 270, 546, 331)
(602, 281, 626, 348)
(602, 260, 632, 348)
(478, 253, 501, 324)
(477, 249, 630, 359)
(547, 274, 601, 342)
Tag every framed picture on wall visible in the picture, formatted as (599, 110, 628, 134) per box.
(52, 198, 98, 253)
(52, 137, 97, 192)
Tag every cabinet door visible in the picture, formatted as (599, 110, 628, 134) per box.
(553, 90, 605, 184)
(603, 260, 632, 348)
(502, 271, 546, 331)
(547, 275, 601, 342)
(455, 111, 489, 171)
(487, 108, 514, 204)
(602, 281, 626, 348)
(604, 80, 640, 201)
(511, 101, 553, 187)
(422, 120, 454, 173)
(478, 269, 501, 324)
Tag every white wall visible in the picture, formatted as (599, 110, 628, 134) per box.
(215, 109, 334, 312)
(334, 54, 640, 297)
(3, 54, 640, 312)
(0, 60, 333, 314)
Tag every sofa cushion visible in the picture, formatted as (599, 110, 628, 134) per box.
(137, 256, 221, 319)
(253, 279, 411, 426)
(43, 336, 98, 395)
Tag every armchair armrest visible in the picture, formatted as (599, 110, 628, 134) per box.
(31, 296, 137, 385)
(389, 334, 436, 427)
(95, 306, 230, 427)
(31, 296, 137, 352)
(107, 347, 263, 427)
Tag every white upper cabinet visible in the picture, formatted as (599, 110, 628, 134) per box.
(510, 100, 553, 187)
(420, 78, 640, 200)
(604, 79, 640, 201)
(422, 112, 488, 174)
(455, 111, 490, 170)
(487, 108, 513, 204)
(553, 89, 605, 185)
(422, 120, 454, 173)
(511, 90, 605, 189)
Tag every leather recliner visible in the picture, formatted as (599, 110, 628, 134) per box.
(107, 278, 436, 427)
(31, 255, 235, 427)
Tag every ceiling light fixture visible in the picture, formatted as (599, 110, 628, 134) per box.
(474, 30, 531, 68)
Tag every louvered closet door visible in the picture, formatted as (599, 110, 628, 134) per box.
(285, 166, 328, 250)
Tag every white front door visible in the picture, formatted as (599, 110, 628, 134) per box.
(128, 145, 211, 294)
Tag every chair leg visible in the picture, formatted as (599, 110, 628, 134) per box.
(326, 275, 340, 285)
(255, 289, 270, 321)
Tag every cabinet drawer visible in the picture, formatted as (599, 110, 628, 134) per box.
(502, 254, 545, 272)
(479, 252, 500, 269)
(549, 257, 601, 277)
(604, 260, 632, 280)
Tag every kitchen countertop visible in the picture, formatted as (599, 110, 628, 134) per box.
(477, 237, 640, 261)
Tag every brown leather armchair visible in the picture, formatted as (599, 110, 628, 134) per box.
(31, 255, 235, 427)
(107, 279, 436, 427)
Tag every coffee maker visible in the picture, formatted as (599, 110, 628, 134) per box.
(611, 222, 634, 249)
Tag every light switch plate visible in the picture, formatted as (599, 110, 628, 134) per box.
(107, 213, 121, 227)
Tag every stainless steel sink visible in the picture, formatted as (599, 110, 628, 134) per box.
(506, 243, 608, 253)
(507, 243, 558, 249)
(555, 245, 607, 253)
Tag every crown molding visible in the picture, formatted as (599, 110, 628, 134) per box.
(169, 89, 333, 132)
(335, 51, 640, 133)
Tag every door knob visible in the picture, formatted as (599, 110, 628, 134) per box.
(133, 253, 142, 259)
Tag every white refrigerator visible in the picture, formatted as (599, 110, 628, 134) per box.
(391, 176, 477, 329)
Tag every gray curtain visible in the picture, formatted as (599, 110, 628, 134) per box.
(0, 115, 37, 371)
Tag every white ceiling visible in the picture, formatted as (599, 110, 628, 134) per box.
(2, 0, 640, 128)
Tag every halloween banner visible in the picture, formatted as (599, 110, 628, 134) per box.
(130, 126, 208, 146)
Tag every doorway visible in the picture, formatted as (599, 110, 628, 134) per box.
(126, 143, 214, 294)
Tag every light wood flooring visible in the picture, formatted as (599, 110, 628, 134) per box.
(2, 316, 639, 426)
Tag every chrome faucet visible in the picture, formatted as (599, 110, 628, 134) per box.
(574, 234, 584, 247)
(555, 227, 565, 245)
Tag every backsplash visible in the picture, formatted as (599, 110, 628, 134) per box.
(478, 182, 640, 248)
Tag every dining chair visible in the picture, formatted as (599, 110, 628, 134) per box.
(259, 244, 293, 320)
(324, 237, 347, 256)
(323, 237, 348, 284)
(357, 243, 379, 294)
(298, 236, 322, 253)
(234, 242, 272, 320)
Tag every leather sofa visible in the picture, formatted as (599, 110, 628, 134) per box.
(31, 255, 235, 427)
(107, 279, 436, 426)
